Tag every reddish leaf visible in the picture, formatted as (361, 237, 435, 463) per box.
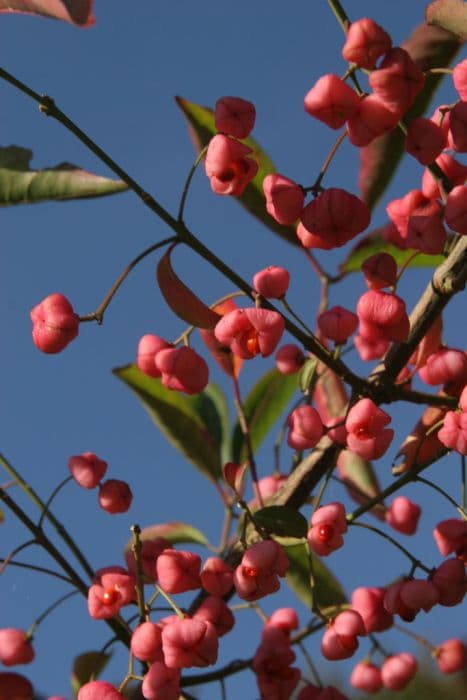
(393, 403, 448, 475)
(426, 0, 467, 40)
(156, 243, 221, 329)
(336, 451, 386, 521)
(359, 23, 462, 209)
(0, 0, 94, 25)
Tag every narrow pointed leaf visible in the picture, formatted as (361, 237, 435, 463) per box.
(253, 506, 308, 538)
(113, 364, 222, 483)
(337, 451, 386, 520)
(298, 357, 318, 393)
(157, 243, 221, 329)
(0, 0, 94, 25)
(340, 231, 445, 274)
(359, 24, 462, 209)
(71, 651, 111, 693)
(175, 96, 299, 246)
(426, 0, 467, 39)
(126, 522, 209, 549)
(284, 541, 346, 610)
(232, 369, 298, 463)
(0, 146, 127, 205)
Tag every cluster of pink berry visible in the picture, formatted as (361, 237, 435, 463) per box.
(22, 8, 467, 700)
(68, 452, 133, 514)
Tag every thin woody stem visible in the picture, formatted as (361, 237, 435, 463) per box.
(28, 590, 78, 637)
(349, 521, 431, 574)
(0, 64, 366, 395)
(0, 453, 94, 580)
(0, 558, 73, 584)
(232, 373, 264, 508)
(131, 525, 148, 624)
(0, 486, 131, 646)
(415, 476, 467, 519)
(79, 237, 177, 324)
(178, 146, 208, 222)
(310, 129, 347, 193)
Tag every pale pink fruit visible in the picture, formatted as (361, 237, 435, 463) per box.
(0, 629, 34, 666)
(287, 405, 323, 450)
(156, 550, 201, 594)
(381, 653, 417, 690)
(342, 17, 392, 69)
(155, 346, 209, 394)
(205, 134, 258, 196)
(263, 173, 305, 225)
(253, 265, 290, 298)
(385, 496, 421, 535)
(137, 334, 172, 377)
(30, 293, 79, 354)
(214, 96, 256, 139)
(98, 479, 133, 514)
(304, 74, 360, 128)
(68, 452, 107, 489)
(435, 639, 466, 674)
(362, 252, 397, 290)
(161, 618, 218, 668)
(307, 502, 347, 557)
(214, 307, 285, 360)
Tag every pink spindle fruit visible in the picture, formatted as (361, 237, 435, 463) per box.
(214, 96, 256, 139)
(30, 293, 79, 354)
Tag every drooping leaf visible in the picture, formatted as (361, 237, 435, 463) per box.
(231, 368, 298, 463)
(426, 0, 467, 39)
(337, 451, 386, 521)
(175, 96, 299, 246)
(284, 540, 346, 610)
(0, 0, 94, 25)
(192, 383, 231, 464)
(359, 24, 463, 209)
(253, 506, 308, 538)
(340, 231, 445, 274)
(125, 521, 209, 549)
(71, 651, 111, 693)
(393, 404, 448, 475)
(113, 364, 223, 483)
(0, 146, 127, 205)
(157, 243, 221, 329)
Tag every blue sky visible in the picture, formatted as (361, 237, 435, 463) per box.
(0, 1, 465, 698)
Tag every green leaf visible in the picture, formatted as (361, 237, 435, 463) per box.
(0, 146, 128, 206)
(359, 24, 462, 209)
(253, 506, 308, 538)
(298, 357, 318, 393)
(126, 521, 209, 548)
(426, 0, 467, 40)
(337, 451, 386, 521)
(232, 368, 297, 463)
(284, 541, 346, 611)
(113, 364, 223, 483)
(192, 383, 231, 464)
(157, 244, 221, 329)
(340, 231, 445, 274)
(175, 96, 299, 246)
(71, 651, 111, 693)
